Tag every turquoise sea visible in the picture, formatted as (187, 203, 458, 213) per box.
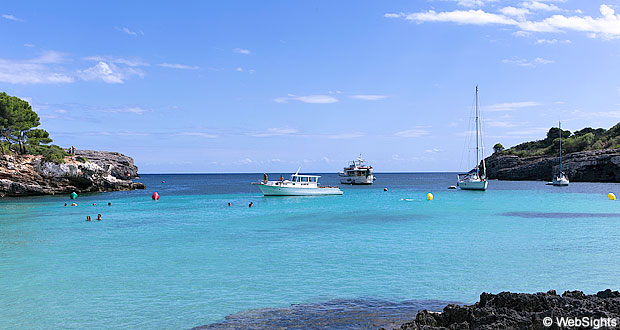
(2, 173, 620, 329)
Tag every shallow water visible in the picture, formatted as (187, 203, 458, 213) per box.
(1, 173, 620, 329)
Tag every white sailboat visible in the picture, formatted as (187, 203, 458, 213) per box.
(457, 86, 488, 191)
(551, 121, 569, 186)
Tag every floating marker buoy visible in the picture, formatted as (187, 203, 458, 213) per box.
(152, 192, 160, 200)
(609, 193, 616, 200)
(426, 193, 433, 201)
(384, 188, 388, 192)
(162, 180, 166, 184)
(70, 192, 78, 200)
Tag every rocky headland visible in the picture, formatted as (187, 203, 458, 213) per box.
(0, 149, 145, 197)
(392, 289, 620, 330)
(485, 148, 620, 182)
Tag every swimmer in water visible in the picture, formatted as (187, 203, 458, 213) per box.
(96, 214, 102, 221)
(64, 203, 68, 207)
(249, 202, 253, 208)
(108, 202, 112, 206)
(86, 216, 91, 221)
(228, 202, 232, 206)
(71, 203, 77, 206)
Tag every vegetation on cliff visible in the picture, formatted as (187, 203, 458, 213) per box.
(494, 123, 620, 157)
(0, 92, 66, 163)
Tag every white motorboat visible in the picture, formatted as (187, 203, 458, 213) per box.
(338, 154, 375, 185)
(257, 169, 343, 196)
(551, 121, 569, 187)
(457, 86, 488, 191)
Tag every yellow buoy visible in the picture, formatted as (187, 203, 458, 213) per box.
(426, 193, 433, 201)
(609, 193, 616, 200)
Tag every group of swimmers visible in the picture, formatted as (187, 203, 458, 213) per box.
(86, 214, 102, 221)
(227, 202, 254, 207)
(64, 202, 112, 207)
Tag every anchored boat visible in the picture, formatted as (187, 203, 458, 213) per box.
(338, 154, 375, 185)
(550, 121, 569, 186)
(457, 86, 488, 191)
(257, 168, 343, 196)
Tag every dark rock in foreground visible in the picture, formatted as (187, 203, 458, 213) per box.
(394, 289, 620, 330)
(485, 149, 620, 182)
(0, 150, 145, 197)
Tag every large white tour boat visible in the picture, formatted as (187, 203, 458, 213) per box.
(257, 169, 343, 196)
(338, 155, 375, 185)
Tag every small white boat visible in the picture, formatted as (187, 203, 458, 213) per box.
(457, 86, 488, 191)
(338, 154, 375, 185)
(551, 121, 569, 187)
(257, 169, 343, 196)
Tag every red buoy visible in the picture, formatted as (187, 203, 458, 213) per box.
(152, 192, 160, 200)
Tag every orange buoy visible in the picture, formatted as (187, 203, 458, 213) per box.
(152, 192, 160, 200)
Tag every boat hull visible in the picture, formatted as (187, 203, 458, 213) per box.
(551, 179, 569, 186)
(338, 174, 374, 185)
(258, 184, 343, 196)
(458, 180, 488, 191)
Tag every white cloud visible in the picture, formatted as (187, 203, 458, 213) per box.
(274, 94, 339, 104)
(521, 1, 561, 12)
(115, 26, 143, 36)
(158, 63, 199, 70)
(349, 94, 389, 101)
(102, 106, 148, 114)
(78, 61, 144, 84)
(502, 57, 554, 67)
(84, 55, 148, 67)
(499, 7, 530, 19)
(394, 129, 430, 138)
(384, 13, 403, 18)
(252, 127, 299, 137)
(0, 51, 74, 84)
(387, 4, 620, 39)
(446, 0, 499, 8)
(174, 132, 218, 138)
(425, 148, 442, 153)
(2, 14, 23, 22)
(233, 48, 252, 55)
(23, 43, 35, 47)
(535, 38, 571, 44)
(486, 101, 543, 111)
(235, 67, 244, 72)
(327, 132, 365, 139)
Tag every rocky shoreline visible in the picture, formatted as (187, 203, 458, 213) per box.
(0, 149, 145, 197)
(391, 289, 620, 330)
(485, 148, 620, 182)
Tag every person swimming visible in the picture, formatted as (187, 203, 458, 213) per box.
(108, 202, 112, 206)
(64, 203, 68, 207)
(71, 203, 77, 206)
(249, 202, 253, 208)
(86, 215, 91, 221)
(96, 214, 102, 221)
(227, 202, 232, 206)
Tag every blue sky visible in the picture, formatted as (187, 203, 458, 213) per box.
(1, 1, 620, 173)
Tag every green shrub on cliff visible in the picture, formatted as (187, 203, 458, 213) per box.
(0, 92, 67, 163)
(497, 123, 620, 157)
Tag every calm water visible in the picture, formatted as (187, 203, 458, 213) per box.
(1, 173, 620, 329)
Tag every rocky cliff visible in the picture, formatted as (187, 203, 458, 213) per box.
(485, 148, 620, 182)
(394, 289, 620, 330)
(0, 150, 145, 197)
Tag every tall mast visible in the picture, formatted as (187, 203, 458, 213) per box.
(559, 121, 562, 174)
(475, 85, 479, 175)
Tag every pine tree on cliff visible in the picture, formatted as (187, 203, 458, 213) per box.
(0, 92, 65, 162)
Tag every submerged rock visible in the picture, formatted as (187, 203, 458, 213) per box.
(0, 150, 145, 197)
(485, 149, 620, 182)
(395, 289, 620, 330)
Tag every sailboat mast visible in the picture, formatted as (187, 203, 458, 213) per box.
(559, 121, 562, 174)
(475, 86, 480, 175)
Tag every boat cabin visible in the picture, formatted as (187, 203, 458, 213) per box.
(290, 174, 320, 183)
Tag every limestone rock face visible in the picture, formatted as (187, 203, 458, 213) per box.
(485, 149, 620, 182)
(0, 150, 145, 197)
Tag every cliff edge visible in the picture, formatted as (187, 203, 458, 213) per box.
(0, 150, 146, 197)
(485, 148, 620, 182)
